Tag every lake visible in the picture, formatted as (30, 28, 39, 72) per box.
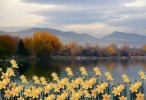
(1, 58, 146, 82)
(0, 58, 146, 99)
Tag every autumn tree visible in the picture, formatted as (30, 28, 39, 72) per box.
(23, 37, 33, 54)
(141, 45, 146, 52)
(141, 45, 146, 55)
(0, 35, 17, 56)
(106, 44, 116, 56)
(65, 42, 82, 56)
(23, 32, 62, 57)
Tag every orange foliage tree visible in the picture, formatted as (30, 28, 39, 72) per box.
(0, 35, 17, 56)
(23, 32, 62, 57)
(106, 45, 116, 56)
(142, 45, 146, 52)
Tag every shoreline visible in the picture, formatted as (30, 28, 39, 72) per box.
(1, 56, 146, 61)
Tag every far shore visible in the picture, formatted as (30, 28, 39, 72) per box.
(51, 56, 146, 60)
(0, 56, 146, 61)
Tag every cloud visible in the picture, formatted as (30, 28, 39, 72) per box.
(0, 0, 146, 36)
(0, 0, 52, 29)
(125, 0, 146, 7)
(22, 0, 132, 5)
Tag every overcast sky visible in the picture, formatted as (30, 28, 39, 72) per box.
(0, 0, 146, 37)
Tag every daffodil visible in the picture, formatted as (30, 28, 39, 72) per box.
(57, 94, 67, 100)
(31, 87, 42, 99)
(139, 71, 145, 76)
(105, 72, 113, 81)
(4, 89, 11, 99)
(32, 75, 41, 84)
(138, 71, 146, 80)
(93, 67, 102, 76)
(65, 67, 74, 77)
(7, 68, 15, 77)
(113, 85, 125, 96)
(71, 77, 83, 88)
(10, 82, 16, 88)
(91, 89, 97, 98)
(45, 94, 55, 100)
(96, 82, 108, 94)
(24, 89, 32, 98)
(51, 72, 59, 81)
(130, 81, 142, 93)
(10, 59, 18, 68)
(136, 93, 144, 100)
(11, 86, 22, 97)
(17, 97, 24, 100)
(44, 84, 53, 94)
(40, 77, 47, 85)
(102, 93, 110, 100)
(84, 90, 91, 98)
(80, 67, 88, 76)
(20, 75, 28, 84)
(119, 96, 127, 100)
(0, 78, 10, 89)
(1, 72, 9, 79)
(71, 92, 81, 100)
(122, 74, 130, 83)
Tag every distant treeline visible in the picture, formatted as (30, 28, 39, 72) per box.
(0, 31, 146, 58)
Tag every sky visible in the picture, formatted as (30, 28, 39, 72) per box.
(0, 0, 146, 37)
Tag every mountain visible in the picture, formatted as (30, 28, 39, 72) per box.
(0, 28, 146, 46)
(0, 28, 98, 44)
(102, 31, 146, 41)
(99, 31, 146, 47)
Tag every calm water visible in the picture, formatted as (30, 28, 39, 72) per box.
(1, 58, 146, 98)
(1, 58, 146, 82)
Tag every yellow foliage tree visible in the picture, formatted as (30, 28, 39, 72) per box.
(141, 45, 146, 52)
(106, 45, 115, 55)
(23, 32, 62, 57)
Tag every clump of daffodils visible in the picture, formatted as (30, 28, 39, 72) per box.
(0, 59, 145, 100)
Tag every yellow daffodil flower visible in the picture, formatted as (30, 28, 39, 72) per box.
(93, 67, 102, 76)
(4, 89, 11, 99)
(119, 96, 127, 100)
(136, 93, 144, 100)
(102, 93, 110, 100)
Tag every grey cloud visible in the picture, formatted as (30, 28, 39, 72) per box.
(108, 15, 146, 29)
(105, 7, 146, 29)
(22, 0, 132, 5)
(21, 0, 146, 35)
(34, 9, 110, 24)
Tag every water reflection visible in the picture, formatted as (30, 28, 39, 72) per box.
(0, 58, 146, 98)
(0, 59, 146, 81)
(17, 60, 61, 81)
